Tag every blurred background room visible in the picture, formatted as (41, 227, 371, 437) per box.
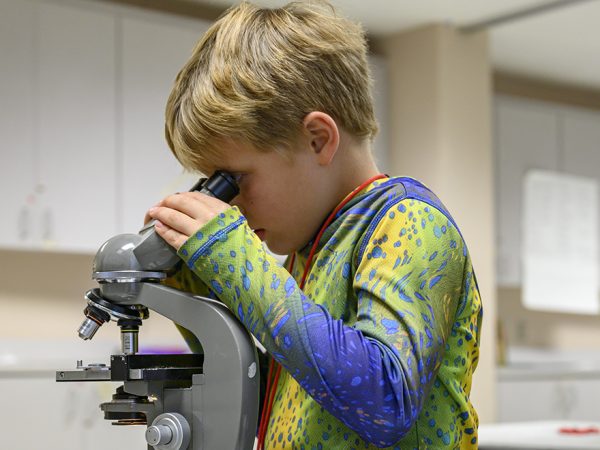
(1, 0, 599, 448)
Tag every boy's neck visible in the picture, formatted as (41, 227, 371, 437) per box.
(336, 133, 381, 198)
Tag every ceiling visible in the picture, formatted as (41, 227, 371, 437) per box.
(194, 0, 600, 90)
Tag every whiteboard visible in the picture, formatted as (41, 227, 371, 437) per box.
(522, 170, 599, 314)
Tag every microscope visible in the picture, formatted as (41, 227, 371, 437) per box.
(56, 172, 260, 450)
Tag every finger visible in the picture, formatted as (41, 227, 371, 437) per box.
(163, 192, 229, 221)
(143, 199, 166, 225)
(154, 220, 188, 250)
(143, 211, 154, 225)
(148, 206, 199, 237)
(186, 191, 230, 207)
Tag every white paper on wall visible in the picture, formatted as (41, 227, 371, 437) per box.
(522, 170, 599, 314)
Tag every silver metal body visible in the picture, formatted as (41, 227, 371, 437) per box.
(59, 283, 260, 450)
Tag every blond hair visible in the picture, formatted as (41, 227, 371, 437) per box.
(165, 1, 378, 173)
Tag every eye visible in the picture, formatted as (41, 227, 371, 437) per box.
(232, 172, 246, 184)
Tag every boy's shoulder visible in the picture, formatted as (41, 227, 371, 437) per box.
(365, 176, 451, 219)
(356, 176, 465, 243)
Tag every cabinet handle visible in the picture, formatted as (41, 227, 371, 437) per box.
(565, 384, 577, 419)
(556, 381, 577, 419)
(18, 207, 29, 241)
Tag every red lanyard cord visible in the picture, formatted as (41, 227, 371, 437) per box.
(256, 174, 387, 449)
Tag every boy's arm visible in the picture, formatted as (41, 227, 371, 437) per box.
(177, 202, 466, 447)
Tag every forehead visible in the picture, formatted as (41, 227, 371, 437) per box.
(201, 138, 290, 174)
(200, 139, 255, 172)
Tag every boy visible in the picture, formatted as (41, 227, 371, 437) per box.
(147, 2, 482, 449)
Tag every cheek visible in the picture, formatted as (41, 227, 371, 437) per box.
(236, 188, 268, 220)
(243, 175, 300, 222)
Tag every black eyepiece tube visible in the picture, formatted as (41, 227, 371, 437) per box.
(193, 171, 239, 203)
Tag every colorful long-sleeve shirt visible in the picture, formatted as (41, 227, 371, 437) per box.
(174, 176, 482, 449)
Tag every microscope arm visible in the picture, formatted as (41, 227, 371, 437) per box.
(138, 283, 259, 450)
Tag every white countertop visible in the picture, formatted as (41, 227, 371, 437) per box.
(479, 421, 600, 449)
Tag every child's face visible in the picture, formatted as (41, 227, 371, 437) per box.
(206, 138, 336, 255)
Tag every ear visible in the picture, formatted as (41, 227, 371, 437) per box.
(302, 111, 340, 166)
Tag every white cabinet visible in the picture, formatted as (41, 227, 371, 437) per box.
(0, 0, 117, 252)
(119, 11, 210, 234)
(0, 0, 37, 248)
(495, 95, 600, 287)
(563, 108, 600, 248)
(37, 1, 118, 251)
(0, 0, 212, 252)
(498, 376, 600, 422)
(567, 378, 600, 420)
(563, 108, 600, 179)
(498, 378, 564, 422)
(0, 374, 146, 450)
(495, 96, 561, 286)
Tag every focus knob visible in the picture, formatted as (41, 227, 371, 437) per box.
(146, 424, 173, 445)
(145, 413, 190, 450)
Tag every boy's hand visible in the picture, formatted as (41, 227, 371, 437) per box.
(146, 192, 230, 250)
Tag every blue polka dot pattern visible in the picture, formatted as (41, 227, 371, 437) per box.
(174, 177, 482, 449)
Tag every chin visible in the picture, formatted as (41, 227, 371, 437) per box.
(265, 243, 288, 257)
(264, 239, 293, 257)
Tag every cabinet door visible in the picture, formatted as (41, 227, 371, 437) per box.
(37, 2, 117, 252)
(566, 378, 600, 421)
(562, 108, 600, 285)
(0, 0, 36, 248)
(498, 379, 564, 422)
(500, 377, 600, 422)
(562, 108, 600, 179)
(120, 12, 210, 234)
(495, 96, 561, 286)
(0, 375, 145, 450)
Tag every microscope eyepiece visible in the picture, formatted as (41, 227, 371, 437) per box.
(196, 170, 240, 202)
